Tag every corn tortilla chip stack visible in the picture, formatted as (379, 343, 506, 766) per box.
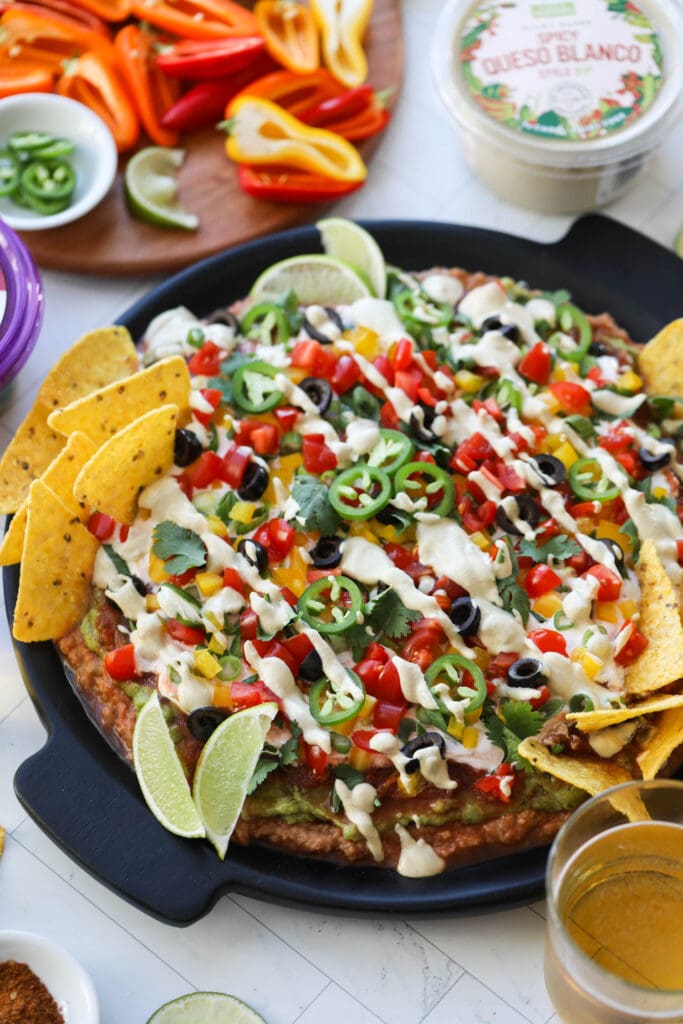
(637, 706, 683, 780)
(0, 432, 97, 566)
(0, 326, 137, 513)
(638, 319, 683, 399)
(624, 539, 683, 695)
(12, 480, 99, 643)
(567, 692, 683, 733)
(73, 404, 179, 525)
(47, 356, 191, 445)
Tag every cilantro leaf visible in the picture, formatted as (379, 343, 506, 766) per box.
(495, 539, 531, 625)
(247, 757, 279, 794)
(103, 544, 130, 576)
(365, 587, 421, 641)
(519, 534, 581, 564)
(248, 721, 302, 795)
(152, 521, 207, 576)
(278, 720, 302, 766)
(289, 475, 340, 535)
(484, 700, 544, 771)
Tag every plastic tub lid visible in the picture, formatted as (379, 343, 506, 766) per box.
(433, 0, 683, 169)
(0, 217, 43, 391)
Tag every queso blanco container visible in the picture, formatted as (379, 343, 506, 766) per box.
(432, 0, 683, 213)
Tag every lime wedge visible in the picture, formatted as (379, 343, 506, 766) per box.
(132, 693, 205, 839)
(146, 992, 267, 1024)
(250, 254, 372, 305)
(192, 702, 278, 859)
(317, 217, 387, 298)
(675, 225, 683, 258)
(124, 147, 199, 231)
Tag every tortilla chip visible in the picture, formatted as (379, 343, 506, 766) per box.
(0, 327, 137, 513)
(625, 539, 683, 694)
(0, 432, 97, 566)
(0, 826, 4, 856)
(638, 319, 683, 398)
(568, 692, 683, 732)
(38, 326, 138, 412)
(47, 356, 190, 445)
(637, 706, 683, 780)
(12, 480, 98, 643)
(73, 404, 178, 525)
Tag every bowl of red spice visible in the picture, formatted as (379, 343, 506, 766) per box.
(0, 931, 99, 1024)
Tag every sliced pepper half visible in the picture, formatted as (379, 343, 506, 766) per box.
(309, 0, 372, 88)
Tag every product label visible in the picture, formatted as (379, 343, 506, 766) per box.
(0, 267, 6, 334)
(459, 0, 664, 140)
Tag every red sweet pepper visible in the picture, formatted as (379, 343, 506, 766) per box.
(237, 163, 364, 203)
(299, 85, 392, 141)
(232, 67, 345, 117)
(155, 35, 267, 79)
(161, 56, 277, 134)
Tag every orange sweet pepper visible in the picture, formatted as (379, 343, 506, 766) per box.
(0, 7, 115, 68)
(0, 61, 55, 97)
(128, 0, 258, 40)
(254, 0, 319, 74)
(66, 0, 131, 19)
(114, 23, 179, 148)
(57, 52, 140, 152)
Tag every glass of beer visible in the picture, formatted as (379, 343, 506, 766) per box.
(544, 779, 683, 1024)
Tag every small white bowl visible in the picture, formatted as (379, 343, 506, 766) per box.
(0, 930, 99, 1023)
(0, 93, 117, 231)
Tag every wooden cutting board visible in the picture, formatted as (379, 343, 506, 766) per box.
(19, 0, 403, 276)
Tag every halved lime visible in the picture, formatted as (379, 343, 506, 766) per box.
(132, 692, 205, 839)
(317, 217, 387, 298)
(249, 254, 372, 305)
(147, 992, 267, 1024)
(192, 702, 278, 859)
(124, 147, 199, 231)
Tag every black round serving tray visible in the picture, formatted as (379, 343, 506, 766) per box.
(7, 215, 683, 925)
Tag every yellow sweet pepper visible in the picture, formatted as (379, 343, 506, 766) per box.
(309, 0, 373, 88)
(254, 0, 320, 74)
(224, 95, 367, 182)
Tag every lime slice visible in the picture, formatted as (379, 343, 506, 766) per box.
(132, 693, 205, 839)
(192, 702, 278, 859)
(250, 254, 372, 305)
(147, 992, 266, 1024)
(124, 147, 199, 231)
(317, 217, 387, 298)
(675, 225, 683, 258)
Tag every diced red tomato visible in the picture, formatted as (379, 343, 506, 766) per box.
(363, 659, 404, 704)
(354, 656, 385, 691)
(222, 567, 245, 595)
(220, 442, 251, 488)
(598, 423, 633, 454)
(566, 549, 593, 574)
(384, 542, 413, 570)
(303, 741, 328, 776)
(614, 621, 648, 666)
(187, 340, 224, 377)
(251, 423, 280, 455)
(230, 679, 281, 710)
(290, 339, 336, 379)
(529, 684, 551, 711)
(251, 638, 299, 675)
(167, 619, 206, 646)
(372, 353, 394, 386)
(379, 400, 400, 429)
(104, 643, 137, 681)
(373, 700, 406, 732)
(167, 567, 199, 586)
(88, 511, 116, 541)
(351, 728, 391, 752)
(331, 353, 361, 393)
(394, 366, 422, 401)
(392, 338, 414, 370)
(193, 387, 222, 426)
(527, 628, 568, 656)
(474, 763, 516, 803)
(518, 342, 552, 384)
(549, 381, 592, 416)
(524, 564, 562, 598)
(584, 564, 622, 601)
(677, 539, 683, 565)
(283, 632, 313, 669)
(254, 518, 295, 562)
(184, 450, 223, 489)
(451, 432, 495, 473)
(302, 433, 338, 473)
(274, 405, 300, 431)
(239, 608, 258, 640)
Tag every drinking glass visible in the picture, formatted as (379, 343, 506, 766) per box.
(544, 779, 683, 1024)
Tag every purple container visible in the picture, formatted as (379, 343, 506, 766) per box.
(0, 218, 43, 403)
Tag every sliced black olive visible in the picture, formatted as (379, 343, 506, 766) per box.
(448, 596, 481, 638)
(173, 428, 203, 467)
(237, 538, 268, 574)
(205, 308, 240, 333)
(532, 453, 566, 486)
(588, 341, 609, 356)
(481, 316, 503, 332)
(401, 731, 447, 774)
(409, 404, 437, 444)
(638, 444, 673, 471)
(500, 323, 521, 343)
(237, 461, 269, 501)
(303, 307, 343, 345)
(598, 537, 625, 572)
(310, 535, 343, 569)
(299, 376, 333, 414)
(300, 649, 323, 682)
(507, 657, 546, 688)
(496, 493, 541, 535)
(374, 505, 406, 527)
(187, 706, 229, 742)
(131, 575, 148, 597)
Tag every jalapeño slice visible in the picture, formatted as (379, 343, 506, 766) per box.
(0, 150, 19, 197)
(366, 428, 414, 474)
(547, 302, 592, 363)
(298, 574, 364, 635)
(568, 457, 620, 501)
(425, 654, 487, 718)
(231, 360, 284, 413)
(21, 159, 76, 202)
(329, 465, 392, 521)
(240, 302, 291, 345)
(393, 461, 455, 516)
(309, 670, 366, 726)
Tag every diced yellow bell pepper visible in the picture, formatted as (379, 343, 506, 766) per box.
(309, 0, 372, 88)
(616, 370, 642, 393)
(349, 746, 372, 772)
(230, 501, 257, 525)
(619, 598, 639, 619)
(595, 519, 633, 554)
(349, 521, 379, 544)
(225, 95, 366, 182)
(148, 551, 169, 583)
(541, 393, 562, 415)
(469, 530, 491, 551)
(208, 633, 227, 656)
(272, 545, 309, 596)
(206, 514, 228, 537)
(532, 592, 563, 618)
(194, 650, 222, 679)
(285, 366, 308, 385)
(267, 453, 303, 501)
(334, 697, 376, 737)
(397, 773, 421, 797)
(213, 684, 233, 710)
(462, 726, 479, 749)
(570, 646, 602, 680)
(553, 441, 579, 470)
(454, 369, 487, 393)
(146, 593, 160, 612)
(344, 326, 378, 358)
(196, 571, 223, 597)
(550, 366, 567, 382)
(447, 716, 464, 741)
(594, 601, 619, 624)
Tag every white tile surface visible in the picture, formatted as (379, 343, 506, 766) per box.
(0, 1, 681, 1022)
